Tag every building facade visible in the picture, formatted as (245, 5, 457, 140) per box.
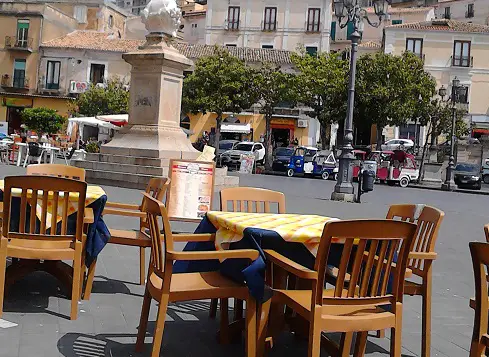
(435, 0, 489, 26)
(384, 19, 489, 141)
(204, 0, 331, 53)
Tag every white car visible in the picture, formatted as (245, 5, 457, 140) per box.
(381, 139, 414, 151)
(220, 142, 266, 167)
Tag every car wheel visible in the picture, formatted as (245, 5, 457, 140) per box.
(321, 171, 329, 180)
(333, 173, 338, 181)
(287, 169, 294, 177)
(483, 175, 489, 184)
(399, 177, 409, 188)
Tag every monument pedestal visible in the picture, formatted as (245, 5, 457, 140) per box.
(76, 34, 212, 189)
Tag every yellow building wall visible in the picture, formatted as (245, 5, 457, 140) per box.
(0, 94, 71, 122)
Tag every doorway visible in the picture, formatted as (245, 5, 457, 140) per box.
(272, 128, 292, 148)
(7, 107, 23, 134)
(90, 63, 105, 84)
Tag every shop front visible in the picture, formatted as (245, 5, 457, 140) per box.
(1, 96, 33, 134)
(270, 118, 295, 148)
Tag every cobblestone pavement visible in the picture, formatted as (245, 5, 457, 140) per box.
(0, 165, 479, 356)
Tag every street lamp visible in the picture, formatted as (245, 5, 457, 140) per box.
(439, 77, 465, 191)
(331, 0, 390, 202)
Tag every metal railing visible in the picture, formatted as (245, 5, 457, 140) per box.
(225, 19, 240, 30)
(1, 75, 29, 89)
(262, 20, 277, 31)
(305, 21, 321, 33)
(451, 55, 473, 68)
(5, 36, 33, 50)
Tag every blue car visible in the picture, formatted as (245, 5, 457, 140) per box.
(287, 147, 338, 180)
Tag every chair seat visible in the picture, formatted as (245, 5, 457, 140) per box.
(404, 280, 423, 296)
(274, 289, 396, 332)
(108, 228, 151, 247)
(148, 271, 249, 302)
(6, 238, 76, 260)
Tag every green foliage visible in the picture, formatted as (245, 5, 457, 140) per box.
(182, 46, 260, 146)
(254, 63, 298, 168)
(355, 52, 437, 146)
(291, 50, 348, 148)
(85, 141, 100, 153)
(70, 79, 129, 116)
(21, 107, 66, 135)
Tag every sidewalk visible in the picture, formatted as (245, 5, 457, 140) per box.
(406, 181, 489, 195)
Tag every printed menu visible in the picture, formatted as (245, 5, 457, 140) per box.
(167, 160, 215, 221)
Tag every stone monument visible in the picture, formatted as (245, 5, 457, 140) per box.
(77, 0, 202, 188)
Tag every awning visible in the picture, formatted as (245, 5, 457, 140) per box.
(473, 128, 489, 135)
(96, 114, 128, 127)
(221, 123, 251, 134)
(68, 117, 119, 129)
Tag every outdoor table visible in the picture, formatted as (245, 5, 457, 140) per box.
(15, 142, 61, 166)
(0, 180, 110, 293)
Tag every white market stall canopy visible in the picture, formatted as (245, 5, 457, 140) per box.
(96, 114, 129, 124)
(221, 123, 251, 134)
(67, 117, 120, 131)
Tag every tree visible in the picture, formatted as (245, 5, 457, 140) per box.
(21, 107, 66, 135)
(255, 63, 298, 169)
(182, 46, 259, 147)
(355, 52, 437, 149)
(70, 79, 129, 116)
(292, 50, 348, 149)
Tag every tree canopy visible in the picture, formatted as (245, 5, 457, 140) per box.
(182, 46, 259, 147)
(21, 107, 66, 135)
(70, 79, 129, 117)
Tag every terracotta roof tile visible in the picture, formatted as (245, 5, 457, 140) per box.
(386, 19, 489, 33)
(41, 31, 294, 64)
(366, 5, 434, 13)
(359, 40, 381, 49)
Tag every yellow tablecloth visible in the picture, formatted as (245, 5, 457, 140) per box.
(207, 211, 340, 256)
(0, 180, 105, 229)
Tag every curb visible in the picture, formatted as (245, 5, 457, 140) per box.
(406, 184, 489, 196)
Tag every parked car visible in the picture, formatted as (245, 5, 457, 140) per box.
(381, 139, 414, 152)
(454, 162, 482, 190)
(217, 140, 239, 156)
(272, 147, 294, 172)
(482, 159, 489, 184)
(219, 142, 266, 168)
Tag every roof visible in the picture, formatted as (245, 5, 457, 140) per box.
(41, 31, 294, 64)
(182, 10, 206, 18)
(0, 91, 73, 100)
(359, 41, 381, 49)
(386, 19, 489, 33)
(365, 5, 433, 13)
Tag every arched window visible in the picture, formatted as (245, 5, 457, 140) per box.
(108, 15, 114, 28)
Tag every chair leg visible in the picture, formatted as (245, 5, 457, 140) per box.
(340, 332, 354, 357)
(308, 308, 322, 357)
(23, 155, 28, 168)
(376, 330, 386, 338)
(234, 299, 244, 321)
(353, 332, 368, 357)
(257, 298, 272, 357)
(0, 237, 7, 318)
(150, 294, 170, 357)
(70, 242, 82, 320)
(422, 270, 432, 357)
(209, 298, 218, 318)
(135, 287, 152, 353)
(391, 304, 403, 357)
(219, 298, 230, 344)
(139, 247, 146, 285)
(83, 259, 97, 300)
(245, 297, 257, 357)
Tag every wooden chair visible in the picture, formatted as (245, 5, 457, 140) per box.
(0, 176, 87, 320)
(26, 164, 86, 181)
(264, 219, 417, 357)
(378, 204, 444, 357)
(209, 187, 286, 329)
(84, 178, 169, 297)
(469, 242, 489, 357)
(135, 193, 258, 357)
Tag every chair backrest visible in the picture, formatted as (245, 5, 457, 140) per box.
(139, 177, 170, 230)
(220, 187, 286, 213)
(140, 192, 174, 284)
(469, 242, 489, 352)
(386, 204, 444, 277)
(2, 176, 87, 241)
(314, 220, 417, 309)
(26, 164, 86, 181)
(28, 142, 42, 157)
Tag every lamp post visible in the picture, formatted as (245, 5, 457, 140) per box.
(439, 77, 464, 191)
(331, 0, 389, 202)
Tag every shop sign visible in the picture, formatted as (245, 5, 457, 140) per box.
(2, 97, 33, 108)
(271, 118, 295, 125)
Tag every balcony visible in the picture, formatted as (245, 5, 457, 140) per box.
(262, 20, 277, 31)
(1, 74, 29, 91)
(451, 55, 473, 68)
(305, 21, 321, 33)
(225, 19, 240, 31)
(39, 82, 61, 95)
(4, 36, 33, 52)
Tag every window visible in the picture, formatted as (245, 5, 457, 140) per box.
(467, 3, 474, 18)
(262, 44, 273, 49)
(453, 40, 471, 67)
(392, 19, 402, 25)
(347, 21, 354, 40)
(444, 7, 451, 19)
(108, 15, 114, 28)
(227, 6, 240, 30)
(90, 63, 105, 84)
(263, 7, 277, 31)
(191, 23, 198, 36)
(13, 59, 26, 88)
(307, 8, 321, 32)
(331, 21, 336, 41)
(306, 46, 318, 56)
(455, 86, 469, 103)
(406, 38, 423, 58)
(46, 61, 61, 89)
(132, 8, 140, 15)
(16, 20, 29, 48)
(74, 5, 87, 23)
(225, 44, 237, 47)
